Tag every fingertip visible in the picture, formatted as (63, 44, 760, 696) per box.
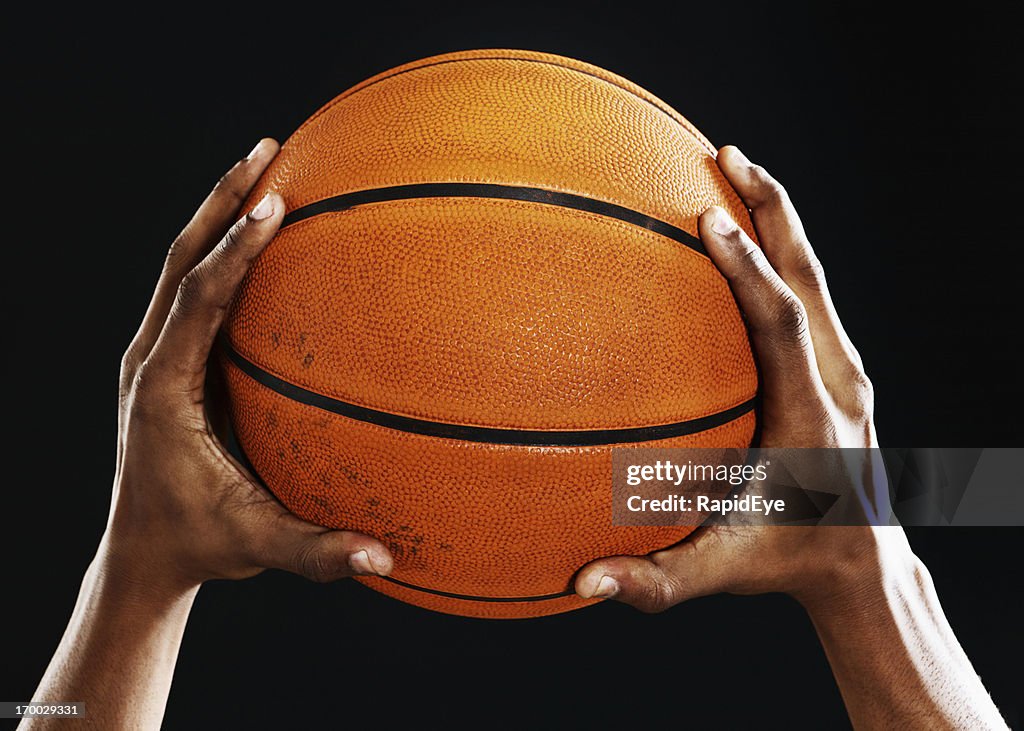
(365, 543, 394, 576)
(699, 207, 747, 270)
(698, 205, 721, 230)
(244, 137, 281, 163)
(717, 145, 752, 173)
(717, 146, 779, 208)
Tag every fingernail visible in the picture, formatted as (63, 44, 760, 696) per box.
(593, 576, 619, 598)
(367, 550, 393, 576)
(348, 550, 376, 575)
(579, 573, 619, 599)
(249, 193, 275, 221)
(245, 139, 265, 161)
(711, 207, 738, 236)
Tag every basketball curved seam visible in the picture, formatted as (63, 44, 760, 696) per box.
(226, 439, 578, 604)
(222, 341, 758, 446)
(229, 439, 702, 605)
(298, 52, 715, 156)
(376, 575, 576, 603)
(278, 182, 707, 257)
(229, 420, 716, 606)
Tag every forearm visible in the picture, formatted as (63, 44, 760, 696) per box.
(21, 543, 198, 730)
(801, 528, 1007, 730)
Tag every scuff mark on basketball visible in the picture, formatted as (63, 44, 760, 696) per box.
(309, 493, 329, 509)
(335, 464, 374, 491)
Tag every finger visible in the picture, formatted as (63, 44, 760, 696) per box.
(699, 206, 829, 407)
(145, 192, 284, 395)
(575, 531, 732, 612)
(716, 146, 867, 388)
(123, 138, 279, 377)
(215, 445, 395, 581)
(258, 514, 395, 582)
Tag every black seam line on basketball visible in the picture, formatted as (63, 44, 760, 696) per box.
(223, 342, 757, 446)
(226, 441, 571, 603)
(377, 575, 575, 603)
(280, 183, 706, 257)
(314, 55, 708, 153)
(232, 433, 718, 604)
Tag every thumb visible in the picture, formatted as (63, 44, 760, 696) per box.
(258, 514, 395, 583)
(574, 531, 730, 612)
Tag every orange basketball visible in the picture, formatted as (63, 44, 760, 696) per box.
(221, 49, 759, 618)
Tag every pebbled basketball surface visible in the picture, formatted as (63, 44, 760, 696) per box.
(222, 49, 759, 618)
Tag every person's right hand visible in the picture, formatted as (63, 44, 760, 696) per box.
(576, 146, 889, 611)
(574, 148, 1011, 731)
(103, 139, 394, 598)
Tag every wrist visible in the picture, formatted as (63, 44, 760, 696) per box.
(93, 533, 201, 611)
(792, 526, 917, 619)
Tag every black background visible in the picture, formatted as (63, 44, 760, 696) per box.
(4, 2, 1021, 729)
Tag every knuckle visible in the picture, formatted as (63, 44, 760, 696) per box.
(119, 347, 144, 401)
(750, 165, 787, 203)
(221, 223, 243, 251)
(163, 230, 195, 273)
(217, 221, 249, 259)
(791, 253, 827, 293)
(213, 166, 248, 206)
(207, 221, 256, 273)
(134, 358, 165, 391)
(297, 543, 335, 583)
(637, 574, 678, 614)
(176, 270, 212, 314)
(130, 360, 154, 394)
(120, 342, 142, 379)
(771, 292, 809, 336)
(737, 242, 767, 275)
(846, 368, 875, 418)
(125, 361, 164, 417)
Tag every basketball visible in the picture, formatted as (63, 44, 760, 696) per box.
(221, 49, 759, 618)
